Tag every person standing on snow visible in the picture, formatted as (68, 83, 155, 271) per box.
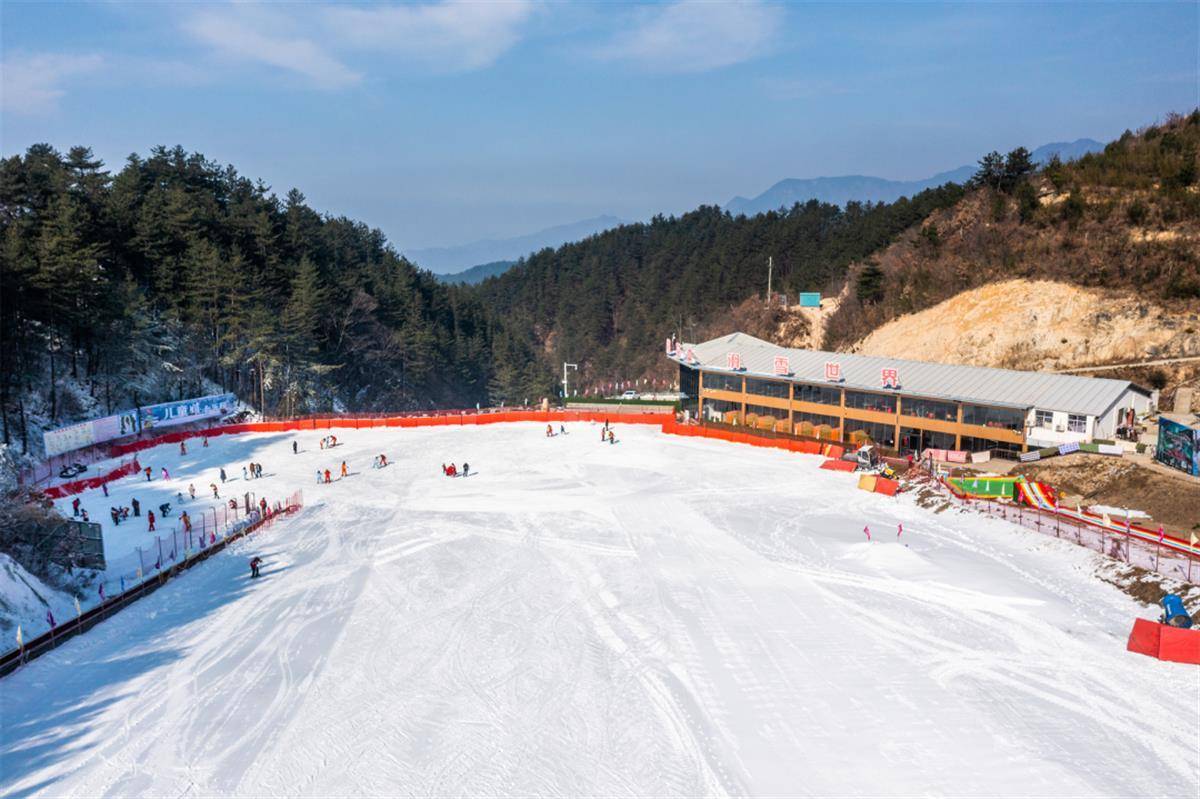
(324, 468, 332, 484)
(145, 466, 152, 481)
(462, 463, 470, 477)
(293, 441, 298, 455)
(147, 510, 156, 532)
(180, 441, 187, 456)
(161, 466, 170, 480)
(132, 497, 140, 517)
(211, 483, 219, 499)
(72, 497, 81, 517)
(188, 483, 196, 500)
(316, 469, 322, 485)
(250, 557, 262, 578)
(340, 461, 348, 479)
(220, 467, 226, 484)
(243, 466, 249, 480)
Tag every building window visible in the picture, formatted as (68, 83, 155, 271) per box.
(902, 397, 958, 422)
(679, 364, 699, 417)
(962, 404, 1025, 432)
(1067, 414, 1087, 433)
(745, 403, 786, 430)
(745, 378, 790, 399)
(704, 398, 740, 423)
(1034, 409, 1053, 428)
(793, 411, 841, 440)
(844, 390, 897, 414)
(844, 419, 896, 448)
(703, 372, 743, 393)
(794, 383, 841, 406)
(960, 436, 1024, 459)
(900, 427, 956, 454)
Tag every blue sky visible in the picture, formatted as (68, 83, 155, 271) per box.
(2, 1, 1197, 250)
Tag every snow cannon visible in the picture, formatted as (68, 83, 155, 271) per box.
(1160, 594, 1193, 629)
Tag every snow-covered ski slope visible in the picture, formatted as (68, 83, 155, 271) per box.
(2, 423, 1196, 797)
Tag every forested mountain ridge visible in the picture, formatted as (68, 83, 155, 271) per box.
(472, 187, 965, 391)
(824, 111, 1200, 349)
(0, 144, 509, 454)
(725, 139, 1104, 217)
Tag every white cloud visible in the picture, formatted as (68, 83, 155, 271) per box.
(596, 0, 782, 73)
(1, 53, 104, 115)
(324, 0, 534, 72)
(184, 7, 362, 89)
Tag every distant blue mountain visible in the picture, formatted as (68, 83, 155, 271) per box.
(726, 138, 1104, 217)
(406, 215, 624, 274)
(436, 259, 517, 285)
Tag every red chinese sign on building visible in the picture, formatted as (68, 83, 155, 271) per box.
(881, 367, 900, 388)
(726, 352, 744, 370)
(824, 361, 842, 382)
(773, 356, 790, 375)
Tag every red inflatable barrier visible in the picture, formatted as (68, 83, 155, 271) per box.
(1127, 618, 1161, 657)
(1159, 625, 1200, 664)
(873, 477, 900, 496)
(1127, 618, 1200, 665)
(819, 458, 857, 472)
(42, 458, 142, 499)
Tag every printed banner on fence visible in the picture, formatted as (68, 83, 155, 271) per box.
(43, 393, 237, 457)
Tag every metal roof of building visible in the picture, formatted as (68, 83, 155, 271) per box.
(670, 332, 1149, 417)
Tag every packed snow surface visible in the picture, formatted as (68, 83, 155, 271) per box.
(2, 423, 1196, 797)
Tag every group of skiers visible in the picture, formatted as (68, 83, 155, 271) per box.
(319, 435, 339, 449)
(244, 462, 264, 480)
(441, 462, 469, 477)
(372, 454, 389, 469)
(545, 424, 569, 437)
(317, 461, 349, 484)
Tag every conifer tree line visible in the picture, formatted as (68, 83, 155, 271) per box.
(0, 144, 514, 452)
(0, 142, 965, 453)
(476, 187, 964, 386)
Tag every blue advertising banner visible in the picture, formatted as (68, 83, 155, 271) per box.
(1154, 415, 1200, 476)
(139, 393, 237, 431)
(44, 393, 237, 456)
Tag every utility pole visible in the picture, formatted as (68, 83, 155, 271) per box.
(766, 256, 773, 305)
(562, 362, 578, 403)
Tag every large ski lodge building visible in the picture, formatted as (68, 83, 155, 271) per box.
(669, 333, 1155, 458)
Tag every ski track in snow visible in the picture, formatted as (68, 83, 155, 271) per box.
(1, 423, 1197, 797)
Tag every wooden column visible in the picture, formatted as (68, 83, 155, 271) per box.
(954, 402, 963, 450)
(787, 382, 794, 434)
(893, 395, 902, 452)
(697, 370, 704, 421)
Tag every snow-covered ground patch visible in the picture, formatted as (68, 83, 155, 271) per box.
(1, 423, 1195, 797)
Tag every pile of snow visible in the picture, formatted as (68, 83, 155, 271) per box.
(0, 423, 1195, 797)
(0, 554, 77, 637)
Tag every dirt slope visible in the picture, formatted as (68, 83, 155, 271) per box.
(851, 280, 1199, 371)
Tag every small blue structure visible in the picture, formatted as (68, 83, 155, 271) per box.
(798, 292, 821, 308)
(1161, 594, 1193, 628)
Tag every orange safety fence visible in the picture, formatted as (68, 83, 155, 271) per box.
(660, 419, 846, 460)
(101, 410, 674, 461)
